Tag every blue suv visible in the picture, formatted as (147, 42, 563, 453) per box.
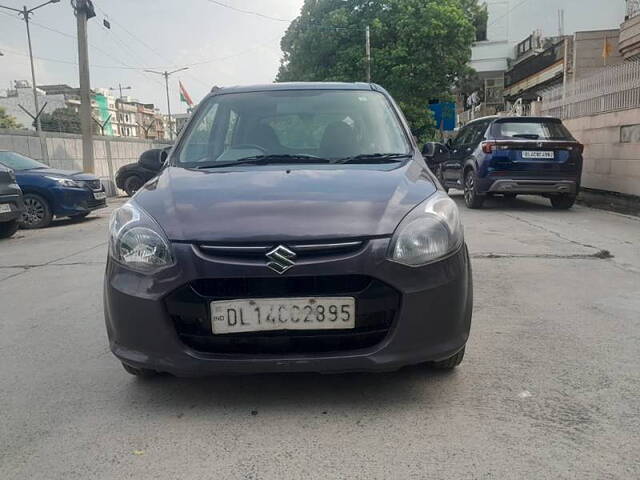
(423, 116, 583, 209)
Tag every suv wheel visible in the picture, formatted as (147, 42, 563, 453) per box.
(430, 346, 465, 369)
(550, 194, 576, 210)
(20, 193, 53, 229)
(0, 219, 19, 239)
(124, 175, 144, 197)
(463, 170, 484, 209)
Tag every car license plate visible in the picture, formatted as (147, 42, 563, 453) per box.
(93, 191, 107, 200)
(522, 151, 554, 159)
(211, 297, 356, 334)
(0, 204, 11, 214)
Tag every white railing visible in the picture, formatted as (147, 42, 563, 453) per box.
(541, 61, 640, 119)
(458, 103, 497, 125)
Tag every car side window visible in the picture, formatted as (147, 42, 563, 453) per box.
(452, 127, 471, 149)
(467, 122, 488, 148)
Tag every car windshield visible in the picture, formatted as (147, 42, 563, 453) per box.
(176, 89, 411, 166)
(493, 121, 573, 140)
(0, 151, 49, 171)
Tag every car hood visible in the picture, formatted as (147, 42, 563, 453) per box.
(21, 168, 98, 181)
(134, 161, 437, 243)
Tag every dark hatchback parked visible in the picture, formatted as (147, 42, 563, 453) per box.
(104, 83, 473, 377)
(0, 151, 107, 228)
(0, 162, 24, 239)
(423, 116, 583, 209)
(115, 147, 170, 196)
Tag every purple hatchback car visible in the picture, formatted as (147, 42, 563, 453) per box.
(104, 83, 473, 377)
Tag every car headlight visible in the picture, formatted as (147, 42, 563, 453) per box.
(46, 176, 80, 188)
(389, 191, 463, 266)
(108, 201, 174, 273)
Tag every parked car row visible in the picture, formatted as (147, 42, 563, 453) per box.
(0, 150, 108, 238)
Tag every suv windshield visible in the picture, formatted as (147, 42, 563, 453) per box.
(176, 89, 411, 166)
(492, 120, 573, 140)
(0, 151, 48, 171)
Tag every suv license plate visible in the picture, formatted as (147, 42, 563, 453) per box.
(0, 204, 11, 214)
(211, 297, 356, 334)
(522, 151, 554, 159)
(93, 191, 107, 200)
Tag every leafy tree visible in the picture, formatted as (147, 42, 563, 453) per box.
(277, 0, 478, 141)
(40, 107, 85, 134)
(0, 107, 22, 129)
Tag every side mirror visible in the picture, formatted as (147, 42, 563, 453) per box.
(422, 142, 437, 157)
(422, 142, 448, 164)
(139, 149, 164, 171)
(446, 138, 453, 148)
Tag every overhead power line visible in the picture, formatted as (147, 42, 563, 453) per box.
(486, 0, 530, 29)
(203, 0, 291, 22)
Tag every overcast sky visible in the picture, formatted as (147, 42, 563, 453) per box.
(0, 0, 305, 114)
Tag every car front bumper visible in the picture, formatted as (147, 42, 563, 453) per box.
(104, 240, 473, 376)
(0, 190, 25, 223)
(50, 186, 107, 217)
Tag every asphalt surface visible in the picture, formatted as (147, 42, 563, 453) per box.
(1, 194, 639, 480)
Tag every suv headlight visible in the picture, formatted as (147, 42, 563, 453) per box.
(108, 201, 174, 273)
(45, 176, 80, 188)
(389, 192, 463, 266)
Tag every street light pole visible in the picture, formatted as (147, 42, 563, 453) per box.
(0, 1, 61, 162)
(144, 67, 189, 141)
(73, 0, 96, 173)
(110, 83, 131, 99)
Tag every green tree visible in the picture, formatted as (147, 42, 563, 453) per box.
(40, 107, 83, 134)
(277, 0, 478, 141)
(0, 107, 22, 129)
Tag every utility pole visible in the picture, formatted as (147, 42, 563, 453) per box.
(0, 1, 61, 163)
(72, 0, 96, 173)
(144, 67, 189, 141)
(365, 25, 371, 83)
(110, 83, 131, 99)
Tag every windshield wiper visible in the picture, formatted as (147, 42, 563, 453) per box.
(196, 154, 330, 169)
(335, 153, 412, 164)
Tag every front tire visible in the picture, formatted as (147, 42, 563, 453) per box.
(123, 175, 144, 197)
(20, 193, 53, 229)
(463, 170, 484, 209)
(550, 194, 576, 210)
(430, 346, 465, 370)
(0, 219, 19, 239)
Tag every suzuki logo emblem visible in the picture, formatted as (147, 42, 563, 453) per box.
(266, 245, 297, 274)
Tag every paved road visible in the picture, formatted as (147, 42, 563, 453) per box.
(1, 194, 638, 480)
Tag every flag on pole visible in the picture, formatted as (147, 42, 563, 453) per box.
(179, 81, 194, 107)
(602, 36, 613, 63)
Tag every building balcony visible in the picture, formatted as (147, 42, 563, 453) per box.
(619, 14, 640, 60)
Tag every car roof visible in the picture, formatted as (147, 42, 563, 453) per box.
(465, 115, 561, 126)
(210, 82, 377, 95)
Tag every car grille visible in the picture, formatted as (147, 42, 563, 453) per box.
(165, 275, 400, 355)
(195, 240, 365, 262)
